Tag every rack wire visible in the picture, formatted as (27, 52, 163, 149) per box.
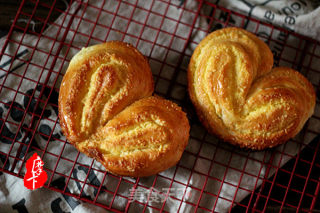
(0, 0, 319, 212)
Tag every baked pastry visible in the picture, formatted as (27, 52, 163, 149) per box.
(188, 27, 315, 150)
(59, 41, 189, 176)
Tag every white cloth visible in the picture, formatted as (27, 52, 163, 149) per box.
(0, 0, 319, 212)
(211, 0, 320, 40)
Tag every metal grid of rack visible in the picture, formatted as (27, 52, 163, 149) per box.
(0, 0, 319, 212)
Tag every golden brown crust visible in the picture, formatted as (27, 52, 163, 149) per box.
(59, 41, 189, 177)
(79, 96, 189, 177)
(188, 27, 315, 150)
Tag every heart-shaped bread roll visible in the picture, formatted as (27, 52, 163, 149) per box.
(59, 41, 189, 177)
(188, 27, 315, 150)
